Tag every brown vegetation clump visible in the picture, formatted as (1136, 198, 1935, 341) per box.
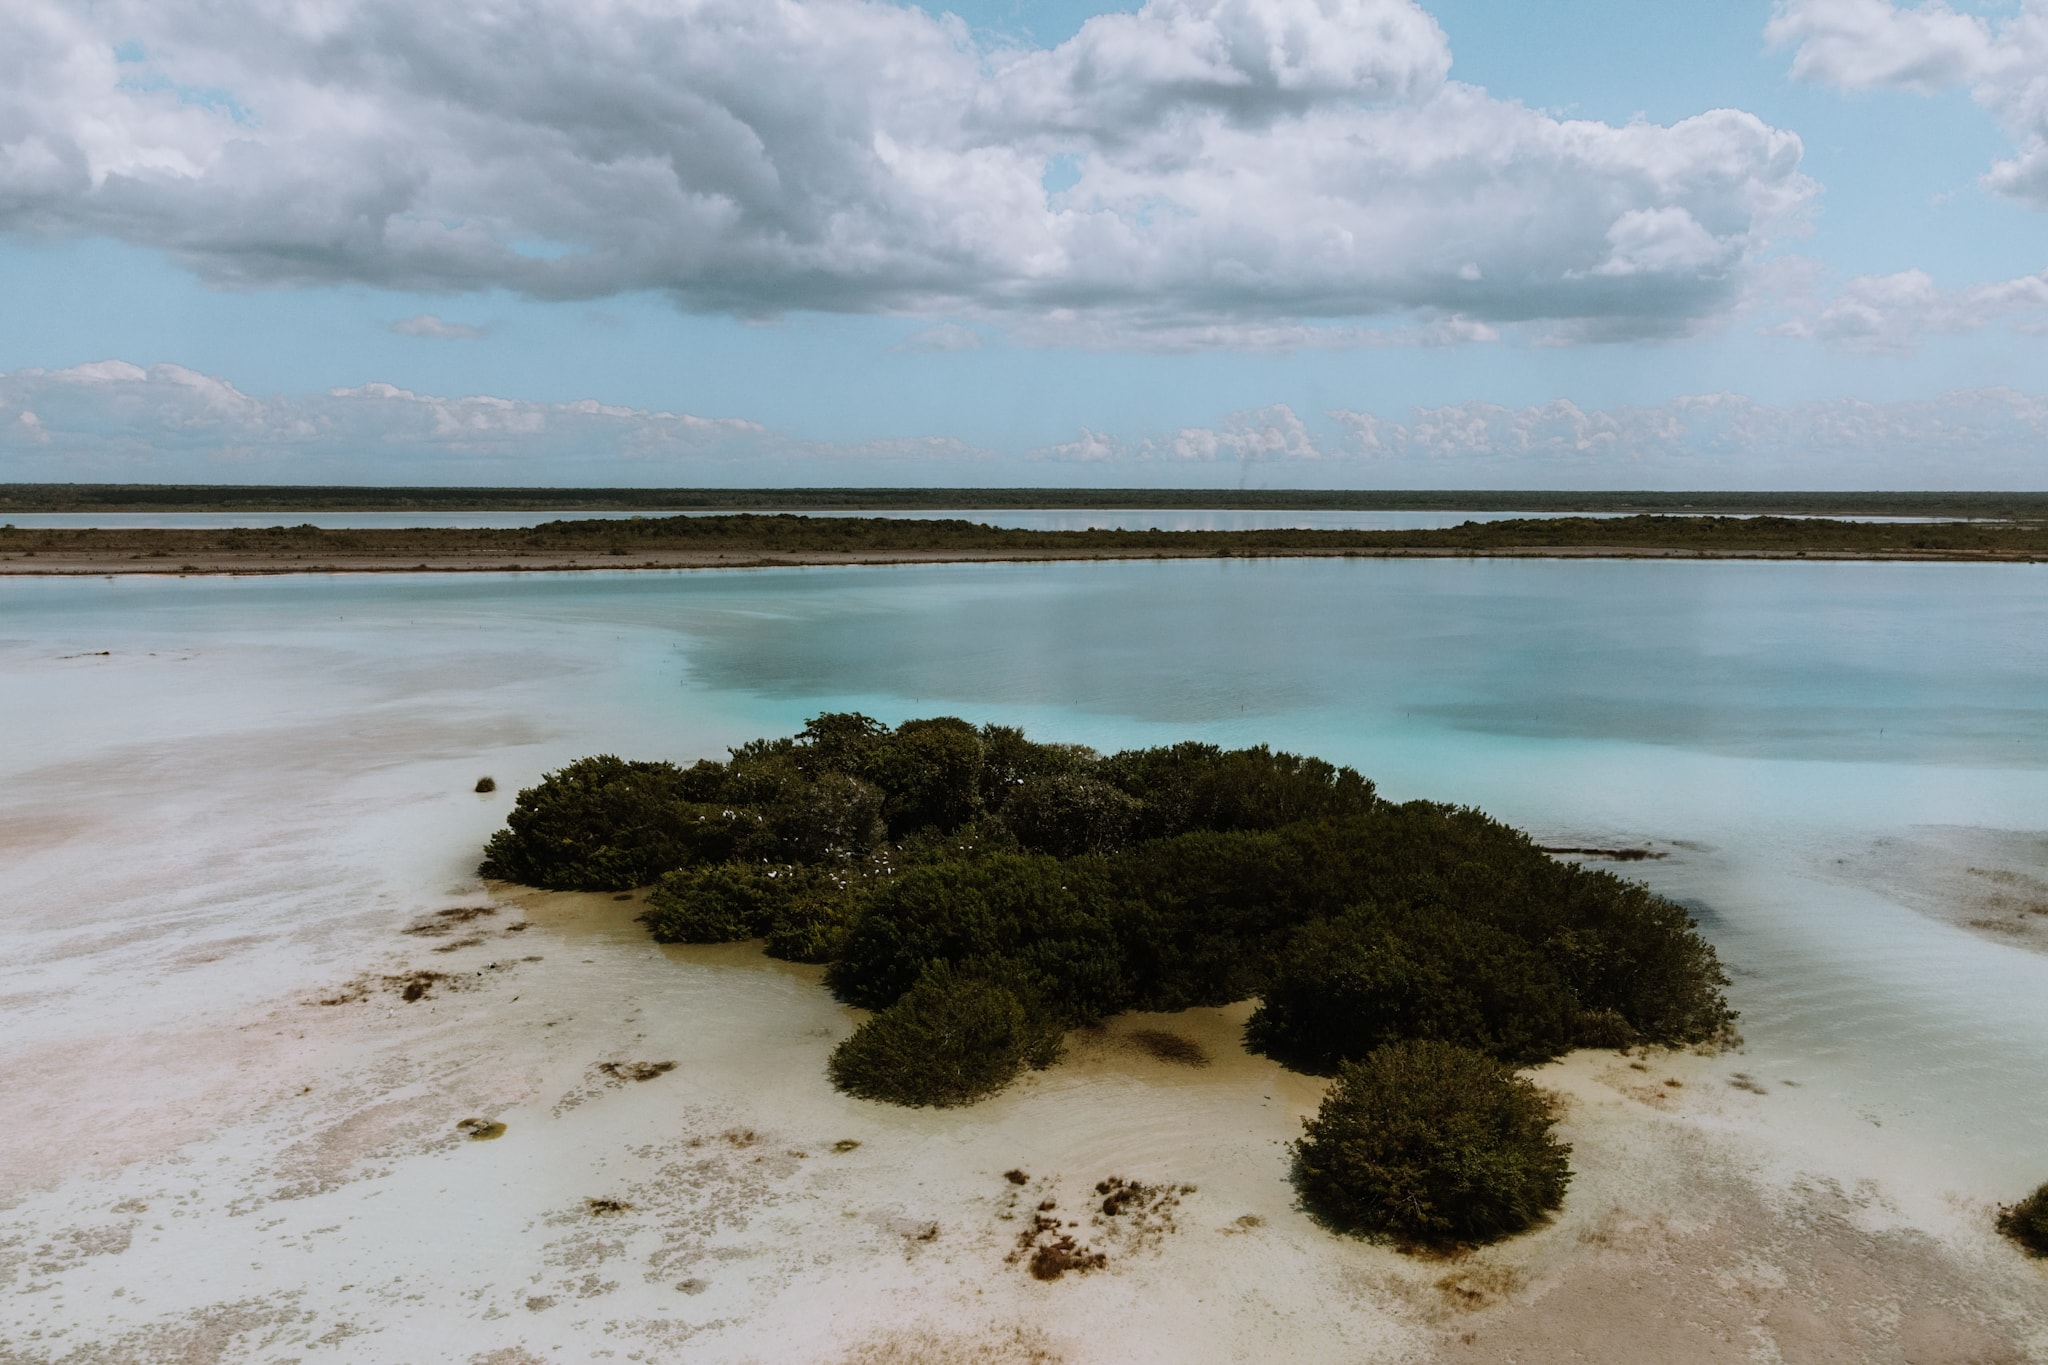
(1028, 1238, 1106, 1281)
(597, 1060, 677, 1082)
(1006, 1197, 1108, 1281)
(585, 1197, 633, 1216)
(456, 1117, 507, 1141)
(475, 776, 497, 793)
(403, 905, 498, 936)
(1995, 1182, 2048, 1257)
(384, 970, 449, 1002)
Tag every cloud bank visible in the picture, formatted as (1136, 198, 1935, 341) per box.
(1769, 265, 2048, 353)
(0, 360, 985, 483)
(1770, 0, 2048, 207)
(5, 360, 2044, 488)
(0, 0, 1811, 340)
(1043, 392, 2048, 486)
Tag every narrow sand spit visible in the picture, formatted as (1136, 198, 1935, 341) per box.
(1, 882, 2042, 1363)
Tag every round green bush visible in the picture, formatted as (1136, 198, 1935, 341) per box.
(826, 968, 1062, 1108)
(1996, 1182, 2048, 1257)
(1293, 1039, 1571, 1249)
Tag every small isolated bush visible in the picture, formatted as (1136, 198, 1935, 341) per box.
(474, 776, 497, 793)
(826, 967, 1062, 1108)
(1293, 1039, 1571, 1250)
(1996, 1182, 2048, 1257)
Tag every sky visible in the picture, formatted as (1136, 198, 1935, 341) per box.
(2, 0, 2047, 488)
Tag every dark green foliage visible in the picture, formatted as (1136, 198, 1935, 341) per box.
(478, 756, 705, 890)
(1000, 772, 1140, 856)
(826, 853, 1126, 1024)
(1101, 742, 1376, 841)
(871, 717, 987, 836)
(1106, 827, 1340, 1009)
(482, 716, 1736, 1129)
(641, 861, 809, 943)
(1293, 1040, 1571, 1248)
(1246, 909, 1579, 1072)
(1996, 1183, 2048, 1257)
(825, 966, 1063, 1108)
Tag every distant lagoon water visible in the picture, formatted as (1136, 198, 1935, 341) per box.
(4, 556, 2045, 1193)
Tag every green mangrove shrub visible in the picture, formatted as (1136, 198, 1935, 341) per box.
(1245, 908, 1579, 1072)
(641, 861, 810, 943)
(481, 714, 1735, 1128)
(825, 967, 1062, 1108)
(1293, 1040, 1572, 1249)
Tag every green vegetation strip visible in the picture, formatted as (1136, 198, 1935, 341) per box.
(5, 483, 2048, 518)
(7, 512, 2048, 561)
(482, 714, 1737, 1249)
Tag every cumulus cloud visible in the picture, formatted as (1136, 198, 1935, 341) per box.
(1769, 0, 2048, 206)
(0, 360, 987, 481)
(390, 314, 485, 339)
(0, 0, 1811, 340)
(1037, 391, 2048, 485)
(5, 360, 2045, 486)
(1767, 266, 2048, 352)
(1325, 390, 2048, 484)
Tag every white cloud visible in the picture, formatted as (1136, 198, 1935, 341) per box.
(1332, 390, 2048, 484)
(390, 314, 485, 339)
(1767, 266, 2048, 352)
(1769, 0, 2048, 207)
(0, 360, 988, 481)
(6, 360, 2046, 486)
(0, 0, 1811, 340)
(1038, 390, 2048, 485)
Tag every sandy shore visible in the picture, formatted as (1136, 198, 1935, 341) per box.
(3, 880, 2042, 1364)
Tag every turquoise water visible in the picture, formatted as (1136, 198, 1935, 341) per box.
(5, 557, 2046, 1190)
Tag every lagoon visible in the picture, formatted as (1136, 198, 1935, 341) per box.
(4, 556, 2046, 1358)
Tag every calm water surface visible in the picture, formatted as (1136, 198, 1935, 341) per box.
(5, 558, 2045, 1185)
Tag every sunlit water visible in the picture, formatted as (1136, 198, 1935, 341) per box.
(4, 558, 2045, 1191)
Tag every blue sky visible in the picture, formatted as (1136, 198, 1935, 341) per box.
(2, 0, 2046, 486)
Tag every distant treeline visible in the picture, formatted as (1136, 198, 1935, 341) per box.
(7, 512, 2048, 559)
(5, 482, 2047, 520)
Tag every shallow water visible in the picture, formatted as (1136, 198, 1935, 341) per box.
(5, 556, 2046, 1191)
